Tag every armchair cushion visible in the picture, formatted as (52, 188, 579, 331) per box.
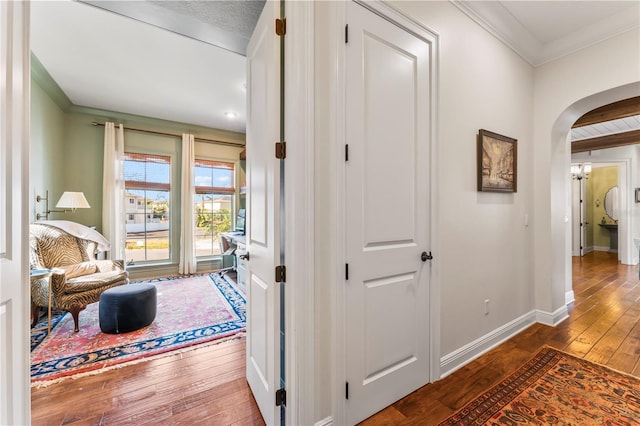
(58, 262, 97, 279)
(63, 270, 129, 294)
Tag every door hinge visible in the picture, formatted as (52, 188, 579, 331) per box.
(276, 265, 287, 282)
(276, 141, 286, 159)
(345, 382, 349, 400)
(345, 144, 349, 161)
(345, 24, 349, 44)
(276, 387, 286, 406)
(345, 263, 349, 280)
(276, 18, 286, 37)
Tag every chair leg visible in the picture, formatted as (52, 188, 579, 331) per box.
(69, 306, 85, 332)
(31, 302, 40, 327)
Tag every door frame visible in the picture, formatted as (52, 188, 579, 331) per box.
(0, 1, 31, 424)
(282, 1, 316, 424)
(325, 1, 440, 423)
(245, 1, 317, 423)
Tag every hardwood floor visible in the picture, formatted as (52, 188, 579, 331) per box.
(362, 251, 640, 425)
(31, 252, 638, 425)
(31, 336, 264, 425)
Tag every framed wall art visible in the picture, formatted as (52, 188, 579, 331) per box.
(477, 129, 517, 193)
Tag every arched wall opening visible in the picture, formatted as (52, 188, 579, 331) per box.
(549, 82, 640, 313)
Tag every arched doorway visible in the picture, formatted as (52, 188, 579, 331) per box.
(549, 83, 640, 311)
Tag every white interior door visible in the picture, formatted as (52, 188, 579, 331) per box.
(0, 1, 31, 424)
(345, 2, 432, 424)
(245, 1, 281, 425)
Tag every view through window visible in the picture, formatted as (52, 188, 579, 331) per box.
(124, 152, 171, 262)
(194, 159, 235, 257)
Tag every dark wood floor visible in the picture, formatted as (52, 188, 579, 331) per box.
(31, 336, 264, 425)
(32, 252, 639, 425)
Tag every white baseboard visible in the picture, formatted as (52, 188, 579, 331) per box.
(315, 416, 333, 426)
(592, 245, 610, 252)
(439, 310, 536, 378)
(535, 305, 569, 326)
(565, 290, 575, 305)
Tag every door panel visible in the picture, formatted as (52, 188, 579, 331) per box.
(345, 2, 431, 424)
(246, 1, 281, 424)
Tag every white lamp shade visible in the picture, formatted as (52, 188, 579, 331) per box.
(56, 192, 90, 209)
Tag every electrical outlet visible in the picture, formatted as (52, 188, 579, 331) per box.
(484, 299, 490, 315)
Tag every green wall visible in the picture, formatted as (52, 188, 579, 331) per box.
(30, 78, 66, 220)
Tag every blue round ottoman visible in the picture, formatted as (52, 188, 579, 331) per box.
(99, 283, 157, 334)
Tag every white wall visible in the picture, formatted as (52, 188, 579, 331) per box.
(532, 29, 640, 317)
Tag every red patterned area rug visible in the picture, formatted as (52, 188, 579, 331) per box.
(439, 346, 640, 425)
(31, 273, 245, 385)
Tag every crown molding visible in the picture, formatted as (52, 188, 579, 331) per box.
(31, 53, 73, 111)
(451, 0, 640, 67)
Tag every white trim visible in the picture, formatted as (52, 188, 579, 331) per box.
(535, 305, 569, 326)
(315, 416, 333, 426)
(328, 1, 347, 424)
(565, 290, 575, 305)
(439, 311, 536, 378)
(0, 1, 31, 423)
(284, 1, 316, 424)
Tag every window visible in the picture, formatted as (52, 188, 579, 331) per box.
(194, 160, 235, 257)
(124, 153, 171, 262)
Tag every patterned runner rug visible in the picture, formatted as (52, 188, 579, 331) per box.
(31, 273, 245, 385)
(439, 346, 640, 425)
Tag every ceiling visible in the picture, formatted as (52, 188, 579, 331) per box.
(31, 1, 639, 137)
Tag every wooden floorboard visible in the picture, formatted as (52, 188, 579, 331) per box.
(32, 252, 639, 425)
(31, 337, 264, 426)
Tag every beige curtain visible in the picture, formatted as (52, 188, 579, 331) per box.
(179, 133, 197, 274)
(102, 122, 125, 260)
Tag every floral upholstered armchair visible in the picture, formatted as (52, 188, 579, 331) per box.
(29, 221, 129, 332)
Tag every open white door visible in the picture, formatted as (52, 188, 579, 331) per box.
(0, 1, 31, 424)
(245, 1, 282, 425)
(345, 2, 432, 424)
